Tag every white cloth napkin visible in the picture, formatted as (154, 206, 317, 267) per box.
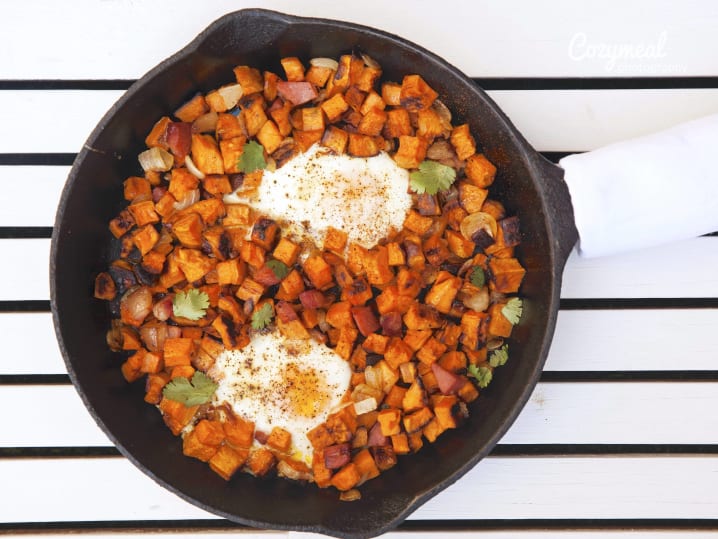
(559, 113, 718, 258)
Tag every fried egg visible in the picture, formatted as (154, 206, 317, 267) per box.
(209, 329, 352, 465)
(224, 143, 413, 251)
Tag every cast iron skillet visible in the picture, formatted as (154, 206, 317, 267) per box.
(51, 8, 578, 538)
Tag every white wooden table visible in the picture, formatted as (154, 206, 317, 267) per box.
(2, 1, 718, 538)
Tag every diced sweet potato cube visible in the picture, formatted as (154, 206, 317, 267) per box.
(458, 379, 480, 403)
(358, 107, 387, 137)
(450, 124, 476, 161)
(335, 326, 359, 360)
(250, 217, 279, 251)
(464, 153, 497, 187)
(347, 133, 380, 157)
(235, 277, 265, 304)
(123, 176, 151, 201)
(446, 229, 475, 258)
(120, 350, 144, 382)
(384, 337, 413, 369)
(269, 99, 294, 136)
(425, 275, 462, 314)
(394, 136, 428, 169)
(305, 65, 334, 88)
(459, 183, 489, 214)
(364, 246, 393, 286)
(247, 447, 276, 476)
(321, 93, 349, 122)
(384, 108, 413, 138)
(233, 65, 264, 95)
(417, 108, 446, 139)
(307, 423, 335, 450)
(209, 444, 249, 480)
(239, 94, 268, 137)
(216, 113, 245, 140)
(303, 255, 333, 289)
(403, 329, 431, 351)
(159, 398, 199, 435)
(384, 385, 407, 409)
(321, 126, 349, 155)
(344, 86, 367, 112)
(403, 302, 442, 330)
(163, 337, 194, 367)
(402, 379, 427, 413)
(183, 429, 218, 462)
(239, 241, 266, 269)
(403, 210, 433, 235)
(272, 237, 300, 266)
(140, 351, 163, 374)
(381, 82, 402, 106)
(191, 134, 224, 174)
(223, 413, 255, 448)
(353, 448, 380, 481)
(276, 269, 305, 301)
(256, 119, 283, 155)
(403, 406, 434, 434)
(434, 395, 462, 430)
(171, 364, 196, 379)
(415, 337, 448, 365)
(216, 258, 246, 285)
(171, 212, 203, 249)
(301, 107, 325, 132)
(131, 224, 159, 256)
(385, 242, 405, 266)
(422, 417, 446, 442)
(356, 66, 382, 93)
(264, 71, 280, 102)
(488, 302, 514, 338)
(145, 116, 171, 149)
(174, 95, 209, 123)
(400, 74, 438, 111)
(280, 56, 305, 81)
(488, 257, 526, 293)
(461, 310, 489, 350)
(331, 462, 361, 491)
(219, 136, 245, 174)
(377, 408, 402, 436)
(391, 433, 410, 455)
(267, 426, 292, 453)
(144, 372, 170, 404)
(169, 168, 199, 201)
(175, 247, 215, 282)
(294, 129, 324, 152)
(128, 200, 159, 227)
(109, 209, 135, 238)
(359, 91, 386, 115)
(195, 419, 225, 446)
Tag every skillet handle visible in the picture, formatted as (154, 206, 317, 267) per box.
(531, 154, 579, 267)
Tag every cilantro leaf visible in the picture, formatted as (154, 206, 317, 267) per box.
(467, 364, 493, 388)
(266, 259, 289, 280)
(489, 344, 509, 368)
(162, 371, 217, 406)
(251, 302, 274, 330)
(409, 160, 457, 195)
(501, 297, 523, 325)
(172, 289, 210, 321)
(237, 141, 267, 173)
(469, 266, 486, 288)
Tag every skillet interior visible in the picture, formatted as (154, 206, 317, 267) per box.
(51, 9, 575, 538)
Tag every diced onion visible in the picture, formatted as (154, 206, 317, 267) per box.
(360, 53, 380, 69)
(138, 147, 173, 172)
(218, 83, 244, 110)
(462, 286, 490, 312)
(184, 154, 205, 179)
(460, 211, 498, 241)
(310, 57, 339, 70)
(173, 188, 200, 210)
(353, 397, 378, 416)
(192, 111, 218, 133)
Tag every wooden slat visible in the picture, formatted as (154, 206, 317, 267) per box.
(3, 0, 717, 78)
(2, 456, 717, 522)
(4, 382, 718, 447)
(3, 89, 718, 153)
(0, 167, 68, 227)
(6, 309, 718, 375)
(8, 237, 718, 301)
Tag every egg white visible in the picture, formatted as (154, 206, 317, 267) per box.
(224, 143, 413, 251)
(209, 329, 352, 464)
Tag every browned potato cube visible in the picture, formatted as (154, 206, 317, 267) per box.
(219, 136, 245, 174)
(191, 134, 224, 174)
(320, 93, 349, 122)
(348, 133, 380, 157)
(358, 107, 387, 137)
(359, 90, 386, 115)
(321, 126, 349, 155)
(394, 136, 428, 169)
(400, 74, 438, 111)
(384, 108, 413, 138)
(301, 107, 325, 131)
(215, 113, 245, 140)
(256, 119, 283, 154)
(174, 94, 209, 123)
(239, 94, 268, 137)
(465, 153, 497, 187)
(280, 56, 305, 81)
(450, 124, 476, 161)
(233, 65, 264, 95)
(381, 82, 402, 106)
